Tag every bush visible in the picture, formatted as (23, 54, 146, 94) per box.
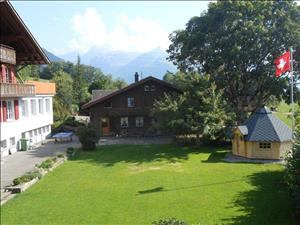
(66, 147, 75, 154)
(13, 172, 41, 186)
(77, 124, 99, 150)
(57, 153, 64, 158)
(152, 218, 188, 225)
(38, 159, 54, 169)
(285, 113, 300, 215)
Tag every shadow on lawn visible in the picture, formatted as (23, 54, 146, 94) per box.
(222, 170, 297, 225)
(70, 144, 224, 167)
(136, 179, 245, 196)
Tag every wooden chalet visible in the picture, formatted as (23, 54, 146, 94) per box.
(82, 74, 180, 136)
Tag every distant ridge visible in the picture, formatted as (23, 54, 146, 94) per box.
(42, 48, 64, 62)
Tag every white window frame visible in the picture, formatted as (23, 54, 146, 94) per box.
(6, 100, 14, 121)
(21, 100, 29, 117)
(9, 137, 15, 146)
(31, 99, 37, 115)
(144, 85, 150, 91)
(150, 85, 156, 91)
(120, 117, 129, 128)
(1, 140, 7, 149)
(38, 99, 44, 114)
(45, 99, 50, 113)
(135, 116, 144, 127)
(127, 97, 135, 107)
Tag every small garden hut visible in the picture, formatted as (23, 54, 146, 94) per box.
(232, 106, 292, 160)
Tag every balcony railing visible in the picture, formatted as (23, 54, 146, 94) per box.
(0, 82, 35, 97)
(0, 44, 16, 65)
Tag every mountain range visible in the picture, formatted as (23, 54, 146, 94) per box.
(45, 47, 176, 83)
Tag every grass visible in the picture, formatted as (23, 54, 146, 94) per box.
(1, 145, 297, 225)
(272, 102, 298, 127)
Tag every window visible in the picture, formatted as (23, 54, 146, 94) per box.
(5, 67, 11, 83)
(144, 85, 150, 91)
(29, 130, 33, 138)
(104, 101, 112, 108)
(38, 99, 44, 114)
(38, 128, 42, 135)
(45, 99, 50, 113)
(42, 127, 45, 133)
(46, 126, 49, 132)
(101, 118, 108, 128)
(9, 137, 15, 146)
(1, 140, 7, 149)
(259, 142, 271, 149)
(6, 100, 14, 121)
(127, 97, 135, 107)
(136, 116, 144, 127)
(21, 100, 29, 117)
(150, 85, 156, 91)
(34, 129, 37, 136)
(21, 133, 26, 138)
(120, 117, 128, 128)
(31, 99, 37, 115)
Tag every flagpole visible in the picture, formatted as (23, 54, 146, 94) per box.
(290, 46, 294, 139)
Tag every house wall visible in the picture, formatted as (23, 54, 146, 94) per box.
(0, 95, 54, 157)
(232, 128, 292, 159)
(89, 79, 177, 136)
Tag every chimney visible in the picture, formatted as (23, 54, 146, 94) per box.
(134, 72, 139, 82)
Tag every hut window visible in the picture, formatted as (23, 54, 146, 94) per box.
(259, 142, 271, 149)
(120, 117, 128, 128)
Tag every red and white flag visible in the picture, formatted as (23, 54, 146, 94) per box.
(274, 51, 291, 77)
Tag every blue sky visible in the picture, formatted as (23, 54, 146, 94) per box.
(11, 1, 211, 56)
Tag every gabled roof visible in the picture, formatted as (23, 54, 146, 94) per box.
(241, 106, 292, 142)
(0, 0, 49, 65)
(82, 76, 181, 109)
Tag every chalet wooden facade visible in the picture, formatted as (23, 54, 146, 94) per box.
(82, 75, 180, 136)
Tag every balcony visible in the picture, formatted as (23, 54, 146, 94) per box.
(0, 82, 35, 97)
(0, 44, 16, 65)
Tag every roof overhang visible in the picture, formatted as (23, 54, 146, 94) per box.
(0, 0, 49, 65)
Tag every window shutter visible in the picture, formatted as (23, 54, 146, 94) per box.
(14, 100, 19, 120)
(1, 65, 5, 83)
(2, 101, 7, 122)
(0, 103, 2, 122)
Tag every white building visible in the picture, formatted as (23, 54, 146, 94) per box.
(0, 1, 55, 157)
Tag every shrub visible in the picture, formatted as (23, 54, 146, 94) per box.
(152, 218, 188, 225)
(77, 124, 99, 150)
(66, 147, 75, 154)
(57, 153, 64, 158)
(38, 159, 54, 169)
(13, 172, 41, 185)
(285, 112, 300, 215)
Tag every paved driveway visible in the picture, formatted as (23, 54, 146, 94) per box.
(1, 137, 80, 189)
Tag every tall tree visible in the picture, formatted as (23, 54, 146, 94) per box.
(52, 71, 73, 120)
(152, 73, 232, 143)
(73, 55, 89, 105)
(167, 0, 300, 123)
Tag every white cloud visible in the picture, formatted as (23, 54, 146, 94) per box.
(66, 8, 170, 54)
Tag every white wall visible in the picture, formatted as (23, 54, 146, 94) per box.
(0, 95, 54, 157)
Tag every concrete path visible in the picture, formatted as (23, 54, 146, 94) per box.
(1, 137, 80, 189)
(99, 136, 173, 145)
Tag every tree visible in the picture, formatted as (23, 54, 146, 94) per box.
(286, 107, 300, 215)
(18, 65, 40, 80)
(152, 73, 232, 144)
(88, 75, 126, 94)
(167, 1, 300, 123)
(51, 71, 74, 121)
(73, 55, 90, 105)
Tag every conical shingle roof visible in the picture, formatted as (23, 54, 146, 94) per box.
(241, 106, 292, 142)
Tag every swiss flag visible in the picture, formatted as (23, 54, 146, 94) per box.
(274, 51, 291, 77)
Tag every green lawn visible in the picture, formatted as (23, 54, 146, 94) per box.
(1, 145, 296, 225)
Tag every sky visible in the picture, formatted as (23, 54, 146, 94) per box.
(11, 1, 211, 56)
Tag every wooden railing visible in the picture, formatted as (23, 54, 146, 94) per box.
(0, 44, 16, 65)
(0, 83, 35, 97)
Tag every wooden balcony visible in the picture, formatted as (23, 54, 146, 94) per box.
(0, 82, 35, 97)
(0, 44, 16, 65)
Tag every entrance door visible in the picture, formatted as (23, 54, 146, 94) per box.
(101, 118, 110, 135)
